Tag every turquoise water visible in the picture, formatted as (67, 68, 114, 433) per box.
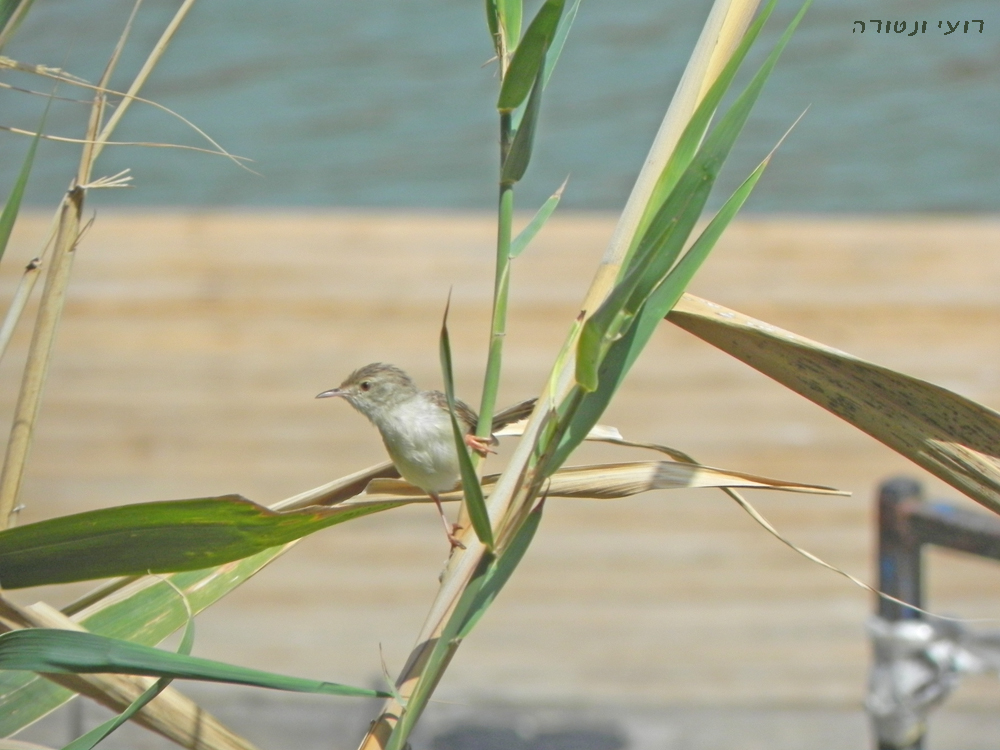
(2, 0, 997, 212)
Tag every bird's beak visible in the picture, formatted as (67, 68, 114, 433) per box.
(315, 388, 344, 399)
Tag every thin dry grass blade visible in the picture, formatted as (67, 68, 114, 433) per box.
(587, 434, 960, 620)
(713, 487, 963, 621)
(92, 0, 196, 162)
(493, 420, 621, 439)
(668, 293, 1000, 515)
(0, 255, 44, 362)
(0, 127, 250, 161)
(0, 81, 93, 103)
(0, 63, 248, 168)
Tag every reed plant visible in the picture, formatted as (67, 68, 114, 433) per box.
(0, 1, 998, 749)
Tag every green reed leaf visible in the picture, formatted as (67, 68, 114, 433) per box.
(501, 0, 522, 49)
(440, 299, 494, 549)
(551, 151, 778, 470)
(576, 0, 810, 393)
(541, 0, 581, 90)
(0, 544, 299, 736)
(486, 0, 523, 58)
(497, 0, 565, 112)
(0, 494, 406, 589)
(386, 554, 492, 750)
(0, 629, 387, 699)
(486, 0, 501, 53)
(456, 500, 543, 638)
(624, 0, 778, 269)
(509, 177, 566, 258)
(501, 65, 545, 185)
(62, 600, 195, 750)
(0, 93, 50, 265)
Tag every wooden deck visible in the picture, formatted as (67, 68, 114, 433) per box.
(4, 212, 1000, 713)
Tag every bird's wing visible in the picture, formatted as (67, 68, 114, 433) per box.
(426, 390, 479, 432)
(426, 392, 537, 433)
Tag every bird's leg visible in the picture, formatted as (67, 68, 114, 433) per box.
(464, 433, 495, 457)
(430, 492, 466, 550)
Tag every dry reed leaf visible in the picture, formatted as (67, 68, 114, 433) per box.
(669, 293, 1000, 515)
(365, 460, 844, 500)
(531, 461, 844, 497)
(272, 461, 398, 511)
(581, 431, 963, 621)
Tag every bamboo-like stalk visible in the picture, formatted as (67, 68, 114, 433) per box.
(0, 20, 118, 528)
(0, 186, 83, 529)
(0, 0, 198, 530)
(355, 3, 763, 748)
(0, 21, 116, 528)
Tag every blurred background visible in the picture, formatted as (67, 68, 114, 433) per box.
(3, 1, 1000, 749)
(1, 0, 998, 212)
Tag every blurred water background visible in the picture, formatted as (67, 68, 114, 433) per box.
(1, 0, 997, 212)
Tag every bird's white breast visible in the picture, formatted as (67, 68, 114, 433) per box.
(373, 395, 461, 494)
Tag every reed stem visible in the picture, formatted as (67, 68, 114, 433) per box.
(477, 182, 513, 438)
(0, 186, 83, 528)
(477, 111, 516, 438)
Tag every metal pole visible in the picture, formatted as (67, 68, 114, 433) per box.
(875, 477, 924, 750)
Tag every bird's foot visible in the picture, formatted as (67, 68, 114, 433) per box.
(431, 492, 467, 550)
(464, 433, 495, 457)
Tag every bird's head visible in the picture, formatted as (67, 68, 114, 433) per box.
(316, 362, 420, 422)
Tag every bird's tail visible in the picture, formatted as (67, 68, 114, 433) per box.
(491, 398, 537, 430)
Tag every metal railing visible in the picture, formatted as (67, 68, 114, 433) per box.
(869, 477, 1000, 750)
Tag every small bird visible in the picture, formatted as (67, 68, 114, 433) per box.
(317, 363, 534, 549)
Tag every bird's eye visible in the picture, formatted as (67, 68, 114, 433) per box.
(360, 381, 371, 392)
